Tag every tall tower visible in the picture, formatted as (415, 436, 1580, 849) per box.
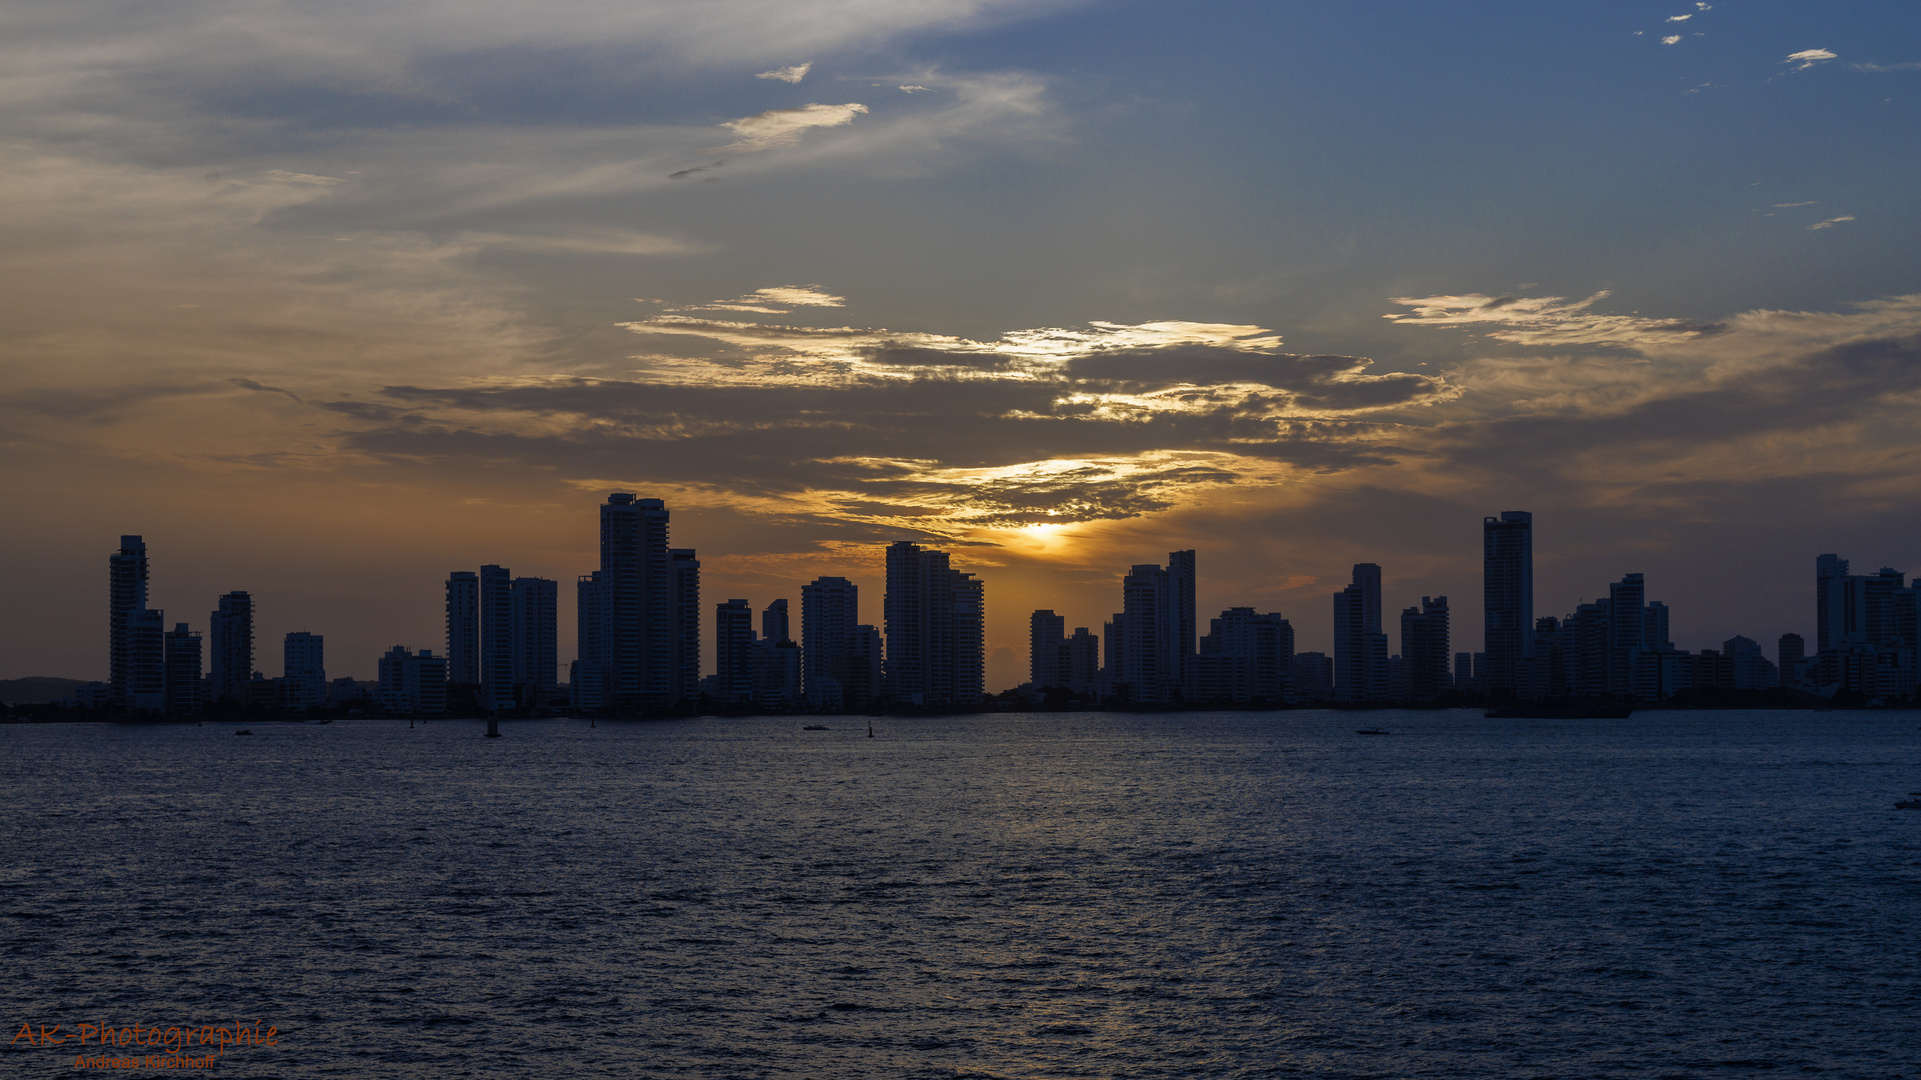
(479, 564, 515, 711)
(445, 571, 479, 685)
(1333, 563, 1388, 702)
(164, 623, 205, 717)
(1029, 609, 1066, 689)
(573, 572, 603, 711)
(1400, 595, 1450, 702)
(1606, 572, 1647, 696)
(802, 576, 858, 708)
(670, 549, 701, 706)
(1482, 511, 1533, 693)
(209, 590, 254, 705)
(884, 541, 984, 707)
(1814, 554, 1848, 651)
(600, 494, 673, 712)
(714, 599, 755, 704)
(510, 576, 558, 709)
(109, 535, 148, 711)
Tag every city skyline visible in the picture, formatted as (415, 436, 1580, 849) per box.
(45, 503, 1920, 708)
(4, 2, 1919, 694)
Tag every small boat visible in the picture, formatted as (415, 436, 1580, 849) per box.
(317, 719, 333, 725)
(1898, 793, 1921, 810)
(1355, 728, 1389, 735)
(234, 729, 252, 736)
(803, 724, 828, 731)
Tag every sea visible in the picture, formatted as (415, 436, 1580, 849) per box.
(1, 709, 1917, 1079)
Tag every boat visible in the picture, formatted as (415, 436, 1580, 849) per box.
(803, 724, 828, 730)
(1898, 793, 1921, 810)
(1355, 728, 1389, 735)
(317, 719, 333, 725)
(234, 729, 252, 736)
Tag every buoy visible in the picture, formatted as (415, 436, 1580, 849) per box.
(486, 716, 500, 738)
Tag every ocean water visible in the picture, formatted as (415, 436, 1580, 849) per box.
(1, 709, 1917, 1079)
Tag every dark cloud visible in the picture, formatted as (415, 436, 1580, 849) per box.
(1061, 345, 1449, 409)
(859, 345, 1011, 371)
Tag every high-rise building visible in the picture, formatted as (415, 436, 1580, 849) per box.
(378, 646, 448, 715)
(838, 625, 883, 710)
(124, 607, 165, 715)
(884, 541, 985, 707)
(802, 576, 859, 708)
(1029, 609, 1067, 689)
(573, 572, 603, 711)
(1483, 511, 1533, 694)
(1291, 651, 1333, 701)
(109, 535, 149, 711)
(479, 564, 514, 711)
(595, 494, 678, 712)
(1065, 627, 1100, 696)
(1333, 563, 1389, 703)
(209, 591, 253, 706)
(753, 600, 802, 710)
(714, 599, 756, 705)
(1606, 573, 1647, 696)
(163, 622, 204, 717)
(510, 576, 558, 709)
(446, 571, 479, 685)
(670, 550, 701, 707)
(283, 632, 325, 711)
(1190, 607, 1294, 704)
(1777, 632, 1806, 687)
(1399, 595, 1450, 702)
(1110, 551, 1196, 705)
(1815, 554, 1848, 652)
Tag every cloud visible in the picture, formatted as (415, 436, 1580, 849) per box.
(1385, 292, 1720, 349)
(262, 171, 346, 186)
(668, 162, 725, 179)
(699, 102, 870, 153)
(1662, 36, 1682, 46)
(1666, 14, 1692, 22)
(1772, 201, 1816, 208)
(1786, 48, 1837, 70)
(1807, 215, 1855, 230)
(458, 228, 702, 255)
(900, 85, 930, 93)
(1853, 61, 1921, 72)
(755, 63, 812, 83)
(748, 286, 846, 307)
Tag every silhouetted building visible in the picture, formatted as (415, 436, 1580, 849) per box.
(802, 576, 859, 709)
(446, 570, 479, 686)
(1030, 610, 1067, 689)
(714, 598, 755, 705)
(1065, 627, 1099, 695)
(1483, 511, 1532, 693)
(836, 625, 883, 710)
(884, 541, 985, 707)
(751, 599, 802, 709)
(1189, 607, 1293, 704)
(209, 591, 253, 707)
(283, 632, 325, 712)
(1454, 651, 1474, 690)
(671, 550, 701, 706)
(589, 494, 687, 712)
(379, 646, 448, 715)
(478, 565, 514, 711)
(163, 622, 204, 716)
(109, 535, 149, 712)
(1108, 551, 1196, 705)
(1606, 573, 1647, 696)
(1808, 556, 1917, 699)
(1778, 632, 1806, 687)
(1291, 652, 1332, 702)
(1400, 595, 1450, 702)
(1333, 563, 1389, 703)
(510, 576, 557, 709)
(1523, 616, 1566, 699)
(1815, 554, 1848, 652)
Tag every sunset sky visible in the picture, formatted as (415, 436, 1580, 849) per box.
(5, 0, 1919, 687)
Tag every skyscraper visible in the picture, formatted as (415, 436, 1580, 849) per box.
(1333, 563, 1389, 703)
(883, 541, 985, 707)
(1111, 550, 1197, 705)
(479, 564, 514, 711)
(1029, 609, 1067, 689)
(596, 494, 676, 712)
(1483, 511, 1533, 694)
(124, 607, 165, 715)
(109, 535, 148, 711)
(573, 571, 603, 711)
(164, 622, 205, 717)
(510, 575, 558, 709)
(802, 576, 859, 708)
(283, 632, 325, 711)
(670, 549, 702, 707)
(714, 598, 755, 705)
(1606, 572, 1646, 696)
(1815, 554, 1848, 652)
(1400, 595, 1451, 702)
(445, 571, 479, 685)
(209, 590, 253, 706)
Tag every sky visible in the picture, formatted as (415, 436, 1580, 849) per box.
(4, 0, 1919, 687)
